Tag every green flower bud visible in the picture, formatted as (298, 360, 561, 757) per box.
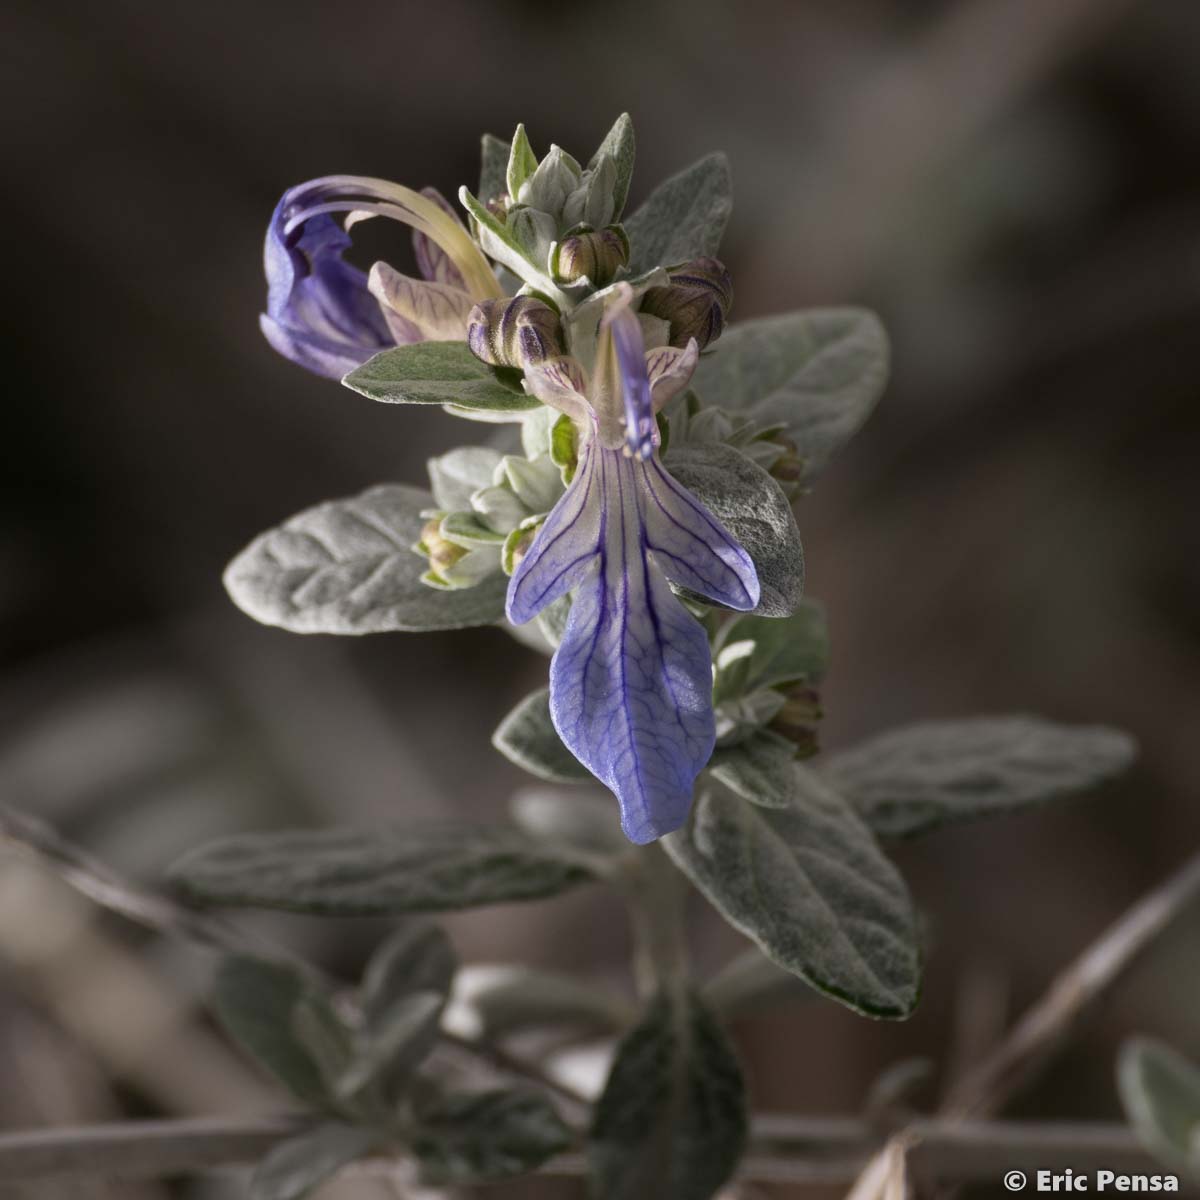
(467, 296, 565, 369)
(767, 684, 823, 759)
(551, 226, 630, 287)
(562, 155, 617, 230)
(503, 515, 546, 575)
(516, 145, 582, 218)
(639, 257, 734, 350)
(418, 516, 467, 577)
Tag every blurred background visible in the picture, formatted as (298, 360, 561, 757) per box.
(2, 0, 1199, 1196)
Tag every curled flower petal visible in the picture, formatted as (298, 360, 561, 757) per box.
(607, 305, 656, 459)
(412, 187, 468, 289)
(645, 338, 700, 412)
(507, 442, 759, 842)
(521, 356, 592, 430)
(261, 197, 391, 379)
(278, 175, 503, 302)
(368, 262, 476, 344)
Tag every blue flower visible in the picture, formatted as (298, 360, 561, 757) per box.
(261, 177, 503, 378)
(507, 289, 760, 843)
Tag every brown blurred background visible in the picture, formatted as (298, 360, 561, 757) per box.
(2, 0, 1199, 1196)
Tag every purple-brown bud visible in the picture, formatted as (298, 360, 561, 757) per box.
(639, 257, 733, 350)
(551, 225, 630, 287)
(467, 296, 565, 370)
(767, 684, 823, 760)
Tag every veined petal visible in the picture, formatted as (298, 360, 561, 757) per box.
(279, 176, 503, 302)
(645, 339, 699, 412)
(521, 356, 592, 429)
(547, 448, 717, 843)
(506, 442, 602, 624)
(413, 187, 468, 289)
(639, 457, 759, 610)
(262, 198, 391, 379)
(368, 262, 475, 344)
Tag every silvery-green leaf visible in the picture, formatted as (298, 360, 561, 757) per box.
(449, 964, 632, 1040)
(212, 956, 337, 1107)
(1118, 1038, 1200, 1177)
(440, 512, 505, 546)
(291, 992, 355, 1096)
(169, 825, 597, 915)
(713, 601, 829, 702)
(520, 406, 557, 459)
(412, 1088, 572, 1184)
(713, 689, 787, 746)
(363, 924, 457, 1025)
(563, 154, 616, 230)
(428, 446, 504, 511)
(346, 924, 457, 1105)
(251, 1124, 376, 1200)
(703, 947, 815, 1018)
(589, 113, 635, 218)
(479, 133, 510, 201)
(493, 688, 591, 784)
(590, 989, 747, 1200)
(224, 485, 507, 634)
(822, 716, 1138, 839)
(470, 484, 528, 534)
(624, 152, 732, 275)
(343, 343, 538, 413)
(664, 771, 921, 1019)
(335, 991, 444, 1103)
(506, 124, 539, 201)
(458, 187, 568, 303)
(692, 309, 889, 489)
(500, 454, 563, 513)
(517, 145, 581, 216)
(708, 733, 798, 808)
(664, 443, 804, 617)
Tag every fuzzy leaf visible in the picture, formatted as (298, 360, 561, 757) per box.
(493, 688, 591, 783)
(624, 152, 732, 274)
(251, 1124, 376, 1200)
(590, 113, 636, 218)
(692, 309, 889, 489)
(1118, 1038, 1200, 1177)
(363, 924, 457, 1024)
(428, 446, 503, 511)
(823, 716, 1137, 838)
(412, 1088, 572, 1184)
(170, 825, 595, 915)
(224, 484, 506, 634)
(713, 601, 829, 702)
(664, 771, 921, 1019)
(212, 956, 339, 1107)
(506, 124, 539, 200)
(590, 989, 747, 1200)
(665, 442, 804, 617)
(343, 342, 538, 413)
(479, 133, 510, 201)
(708, 733, 798, 808)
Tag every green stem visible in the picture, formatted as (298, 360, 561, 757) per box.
(622, 842, 690, 1001)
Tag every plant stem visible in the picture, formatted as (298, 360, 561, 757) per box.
(0, 1114, 1159, 1185)
(621, 841, 690, 1000)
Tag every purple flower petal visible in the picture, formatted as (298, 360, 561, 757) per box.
(367, 262, 475, 344)
(413, 187, 468, 289)
(262, 192, 391, 379)
(608, 307, 657, 459)
(639, 457, 760, 610)
(507, 441, 760, 843)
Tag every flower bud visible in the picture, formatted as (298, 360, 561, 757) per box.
(516, 145, 582, 218)
(467, 297, 565, 369)
(767, 684, 823, 759)
(639, 257, 733, 350)
(419, 517, 467, 576)
(551, 226, 630, 287)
